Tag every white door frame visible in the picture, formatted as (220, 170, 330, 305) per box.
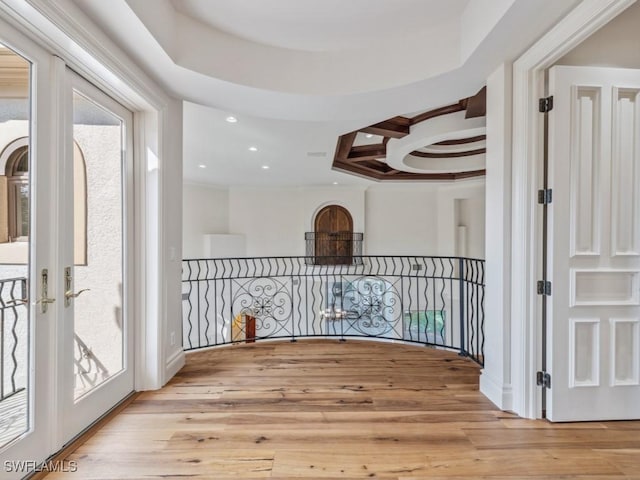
(510, 0, 636, 419)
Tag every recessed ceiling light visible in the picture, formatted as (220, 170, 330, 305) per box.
(248, 146, 258, 152)
(333, 182, 338, 185)
(261, 165, 270, 169)
(198, 164, 206, 169)
(225, 116, 238, 123)
(365, 134, 374, 138)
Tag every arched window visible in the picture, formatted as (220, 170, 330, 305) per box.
(313, 205, 354, 265)
(5, 145, 29, 241)
(0, 137, 87, 264)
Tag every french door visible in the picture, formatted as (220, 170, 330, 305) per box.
(0, 17, 56, 477)
(547, 65, 640, 421)
(58, 70, 134, 442)
(0, 25, 135, 477)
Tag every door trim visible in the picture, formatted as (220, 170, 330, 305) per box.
(510, 0, 635, 419)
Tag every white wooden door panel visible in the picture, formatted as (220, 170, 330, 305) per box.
(548, 66, 640, 421)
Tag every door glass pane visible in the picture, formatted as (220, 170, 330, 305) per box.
(0, 43, 31, 449)
(72, 91, 124, 400)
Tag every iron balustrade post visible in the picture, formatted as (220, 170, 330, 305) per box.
(290, 275, 296, 342)
(458, 258, 467, 357)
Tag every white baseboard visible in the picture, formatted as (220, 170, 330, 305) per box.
(164, 348, 185, 385)
(480, 370, 513, 412)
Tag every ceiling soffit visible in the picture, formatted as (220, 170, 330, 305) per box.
(170, 0, 471, 53)
(333, 87, 487, 181)
(73, 0, 580, 121)
(128, 0, 487, 96)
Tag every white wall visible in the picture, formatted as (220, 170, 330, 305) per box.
(229, 186, 366, 257)
(182, 183, 228, 258)
(229, 187, 304, 256)
(437, 182, 486, 258)
(365, 186, 439, 256)
(557, 1, 640, 69)
(185, 183, 485, 259)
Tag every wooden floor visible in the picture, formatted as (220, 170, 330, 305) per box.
(47, 340, 640, 479)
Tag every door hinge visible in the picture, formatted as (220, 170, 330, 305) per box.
(539, 96, 554, 113)
(537, 371, 551, 389)
(538, 189, 552, 205)
(537, 280, 552, 296)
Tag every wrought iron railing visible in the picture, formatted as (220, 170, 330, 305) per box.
(304, 232, 364, 265)
(182, 256, 485, 365)
(0, 277, 27, 403)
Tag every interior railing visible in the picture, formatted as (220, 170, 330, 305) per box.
(182, 256, 485, 365)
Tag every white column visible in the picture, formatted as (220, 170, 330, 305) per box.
(479, 63, 513, 410)
(162, 98, 185, 384)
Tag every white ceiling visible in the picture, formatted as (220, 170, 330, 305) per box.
(170, 0, 469, 52)
(183, 102, 374, 186)
(70, 0, 580, 186)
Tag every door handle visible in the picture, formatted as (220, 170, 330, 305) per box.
(65, 288, 90, 302)
(38, 268, 55, 313)
(14, 269, 56, 312)
(36, 297, 56, 306)
(64, 266, 90, 306)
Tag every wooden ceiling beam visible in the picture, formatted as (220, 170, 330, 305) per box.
(465, 86, 486, 119)
(410, 148, 486, 158)
(333, 131, 357, 163)
(379, 169, 486, 181)
(334, 161, 486, 182)
(434, 135, 486, 146)
(357, 160, 388, 173)
(347, 144, 387, 161)
(333, 161, 384, 181)
(410, 103, 465, 125)
(361, 116, 411, 139)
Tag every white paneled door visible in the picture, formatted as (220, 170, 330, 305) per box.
(548, 66, 640, 421)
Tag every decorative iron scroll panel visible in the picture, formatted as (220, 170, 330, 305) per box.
(182, 256, 485, 365)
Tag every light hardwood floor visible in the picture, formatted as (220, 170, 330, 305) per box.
(47, 340, 640, 479)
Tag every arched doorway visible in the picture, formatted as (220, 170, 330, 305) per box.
(314, 204, 353, 265)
